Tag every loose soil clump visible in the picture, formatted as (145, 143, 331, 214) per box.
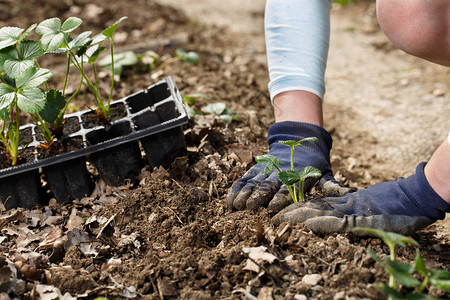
(0, 0, 448, 299)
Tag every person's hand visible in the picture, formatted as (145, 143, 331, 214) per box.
(273, 162, 450, 236)
(227, 121, 352, 212)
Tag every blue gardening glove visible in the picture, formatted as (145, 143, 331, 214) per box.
(227, 121, 352, 211)
(273, 162, 450, 236)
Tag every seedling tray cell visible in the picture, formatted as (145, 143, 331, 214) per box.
(0, 76, 189, 207)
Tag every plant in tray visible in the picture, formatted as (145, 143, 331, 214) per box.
(255, 138, 322, 203)
(0, 15, 128, 167)
(35, 15, 128, 126)
(0, 24, 52, 165)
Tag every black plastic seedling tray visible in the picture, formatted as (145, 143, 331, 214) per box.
(0, 77, 189, 209)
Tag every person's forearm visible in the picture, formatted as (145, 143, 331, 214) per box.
(265, 0, 333, 103)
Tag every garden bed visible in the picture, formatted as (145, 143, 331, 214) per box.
(0, 0, 448, 299)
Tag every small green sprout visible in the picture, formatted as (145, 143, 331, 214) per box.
(353, 227, 450, 299)
(201, 102, 239, 124)
(255, 138, 322, 203)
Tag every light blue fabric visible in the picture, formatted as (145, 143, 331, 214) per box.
(265, 0, 333, 102)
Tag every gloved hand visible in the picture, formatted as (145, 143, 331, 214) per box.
(227, 121, 352, 212)
(273, 162, 450, 236)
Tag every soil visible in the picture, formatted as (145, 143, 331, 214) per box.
(0, 0, 449, 299)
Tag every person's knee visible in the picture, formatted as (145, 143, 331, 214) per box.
(376, 0, 450, 66)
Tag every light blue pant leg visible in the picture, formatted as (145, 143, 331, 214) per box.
(265, 0, 333, 102)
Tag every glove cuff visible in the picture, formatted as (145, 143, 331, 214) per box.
(403, 162, 450, 220)
(267, 121, 332, 150)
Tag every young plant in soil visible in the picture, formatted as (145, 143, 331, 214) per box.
(255, 138, 322, 203)
(353, 227, 450, 299)
(0, 25, 53, 165)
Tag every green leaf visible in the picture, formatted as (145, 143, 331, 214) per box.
(0, 107, 8, 121)
(255, 154, 284, 176)
(18, 24, 37, 43)
(415, 249, 427, 276)
(352, 228, 419, 248)
(202, 102, 226, 115)
(387, 260, 416, 275)
(90, 33, 107, 46)
(36, 18, 61, 36)
(300, 137, 318, 143)
(297, 166, 322, 181)
(19, 40, 45, 60)
(39, 90, 66, 122)
(184, 93, 210, 103)
(279, 170, 300, 185)
(176, 48, 187, 57)
(255, 154, 283, 165)
(406, 294, 440, 300)
(102, 16, 128, 38)
(0, 83, 15, 110)
(279, 140, 301, 148)
(184, 51, 200, 64)
(37, 17, 81, 52)
(429, 269, 450, 280)
(0, 27, 23, 50)
(16, 87, 46, 113)
(16, 67, 52, 89)
(391, 271, 421, 287)
(87, 45, 106, 64)
(377, 284, 403, 300)
(40, 31, 65, 52)
(430, 278, 450, 291)
(0, 44, 40, 77)
(67, 31, 92, 51)
(61, 17, 82, 33)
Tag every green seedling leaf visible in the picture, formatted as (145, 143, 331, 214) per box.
(387, 259, 416, 275)
(297, 166, 322, 181)
(17, 87, 46, 113)
(0, 41, 44, 78)
(280, 137, 318, 149)
(255, 154, 284, 175)
(67, 31, 92, 52)
(37, 17, 82, 51)
(176, 48, 200, 64)
(0, 27, 24, 50)
(91, 33, 108, 45)
(415, 249, 427, 276)
(429, 269, 450, 280)
(220, 108, 239, 123)
(406, 295, 441, 300)
(279, 170, 301, 185)
(430, 278, 450, 291)
(102, 16, 128, 38)
(61, 17, 82, 33)
(280, 140, 302, 148)
(16, 66, 52, 89)
(184, 51, 200, 64)
(352, 227, 419, 248)
(0, 84, 16, 110)
(39, 90, 66, 122)
(184, 93, 210, 103)
(98, 51, 138, 74)
(18, 24, 37, 43)
(377, 284, 403, 300)
(0, 107, 8, 121)
(87, 45, 106, 64)
(202, 102, 226, 115)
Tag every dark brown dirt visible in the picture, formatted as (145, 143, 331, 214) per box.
(0, 0, 449, 299)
